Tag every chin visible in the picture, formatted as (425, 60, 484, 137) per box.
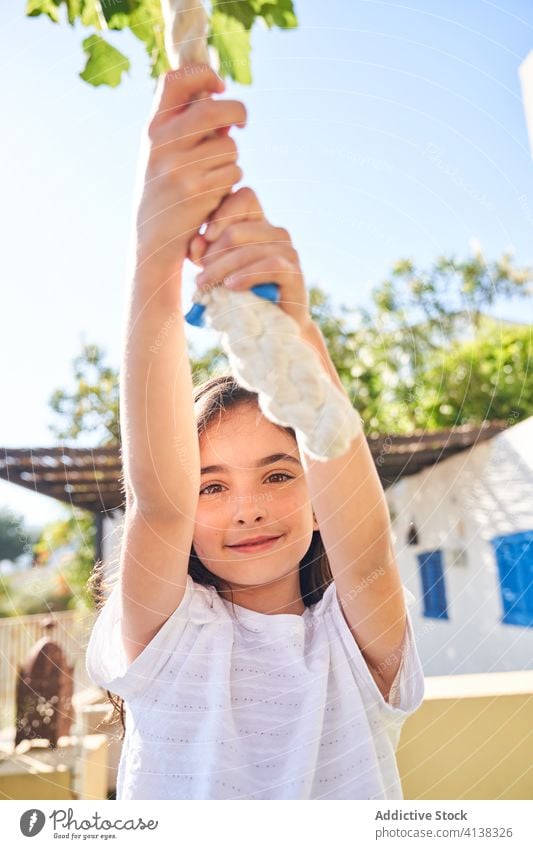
(207, 558, 293, 586)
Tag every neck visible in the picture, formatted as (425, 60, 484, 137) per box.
(218, 570, 305, 616)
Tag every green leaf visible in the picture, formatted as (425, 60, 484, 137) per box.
(251, 0, 297, 28)
(208, 9, 252, 84)
(128, 0, 171, 79)
(213, 1, 257, 30)
(79, 34, 131, 87)
(80, 0, 104, 28)
(102, 0, 140, 19)
(26, 0, 62, 23)
(64, 0, 82, 24)
(102, 0, 143, 29)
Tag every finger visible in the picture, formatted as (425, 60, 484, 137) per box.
(197, 245, 295, 289)
(188, 165, 242, 234)
(149, 99, 245, 149)
(149, 134, 238, 182)
(188, 233, 209, 265)
(203, 187, 263, 244)
(201, 162, 243, 193)
(191, 134, 238, 170)
(188, 188, 263, 265)
(196, 244, 278, 288)
(202, 222, 290, 262)
(222, 255, 296, 290)
(152, 66, 225, 123)
(178, 98, 247, 146)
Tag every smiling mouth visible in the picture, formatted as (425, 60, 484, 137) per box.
(227, 535, 284, 552)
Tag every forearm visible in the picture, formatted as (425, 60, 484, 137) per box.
(298, 319, 347, 396)
(120, 261, 201, 516)
(296, 318, 393, 571)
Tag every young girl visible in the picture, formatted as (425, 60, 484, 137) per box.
(86, 66, 425, 800)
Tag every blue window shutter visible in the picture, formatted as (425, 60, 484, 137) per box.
(490, 530, 533, 628)
(417, 550, 449, 620)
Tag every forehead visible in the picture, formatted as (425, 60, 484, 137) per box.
(199, 405, 297, 465)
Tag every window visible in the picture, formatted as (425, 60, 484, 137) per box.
(417, 550, 449, 620)
(491, 530, 533, 628)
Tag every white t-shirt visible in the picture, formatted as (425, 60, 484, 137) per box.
(85, 574, 425, 800)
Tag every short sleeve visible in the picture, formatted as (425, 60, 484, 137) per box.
(329, 582, 425, 719)
(85, 574, 196, 702)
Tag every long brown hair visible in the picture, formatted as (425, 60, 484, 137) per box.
(88, 374, 333, 740)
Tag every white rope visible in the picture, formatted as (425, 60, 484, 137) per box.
(195, 285, 364, 459)
(161, 0, 363, 460)
(161, 0, 210, 66)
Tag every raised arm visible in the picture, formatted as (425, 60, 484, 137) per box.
(118, 67, 246, 662)
(122, 66, 245, 515)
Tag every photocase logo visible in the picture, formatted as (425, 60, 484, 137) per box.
(20, 809, 46, 837)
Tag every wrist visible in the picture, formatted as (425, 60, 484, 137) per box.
(297, 319, 346, 394)
(130, 244, 186, 287)
(295, 315, 316, 338)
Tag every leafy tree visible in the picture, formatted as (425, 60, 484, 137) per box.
(47, 338, 228, 443)
(413, 319, 533, 430)
(328, 248, 533, 434)
(0, 575, 13, 617)
(0, 508, 35, 563)
(0, 509, 94, 615)
(48, 343, 120, 444)
(32, 510, 96, 611)
(25, 0, 298, 88)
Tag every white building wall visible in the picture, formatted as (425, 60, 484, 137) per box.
(386, 416, 533, 676)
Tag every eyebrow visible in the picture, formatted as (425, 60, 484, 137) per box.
(200, 452, 302, 476)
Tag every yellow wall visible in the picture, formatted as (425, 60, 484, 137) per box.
(0, 734, 108, 800)
(0, 769, 74, 800)
(398, 672, 533, 800)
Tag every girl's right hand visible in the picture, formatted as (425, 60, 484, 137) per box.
(132, 65, 246, 278)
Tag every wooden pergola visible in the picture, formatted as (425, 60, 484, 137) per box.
(0, 445, 123, 565)
(0, 420, 508, 560)
(0, 446, 123, 515)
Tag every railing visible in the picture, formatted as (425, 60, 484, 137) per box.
(0, 608, 97, 731)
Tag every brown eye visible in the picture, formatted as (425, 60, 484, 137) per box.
(267, 473, 293, 483)
(199, 483, 223, 496)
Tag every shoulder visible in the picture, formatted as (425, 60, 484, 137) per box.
(182, 576, 226, 625)
(305, 581, 338, 619)
(94, 574, 224, 629)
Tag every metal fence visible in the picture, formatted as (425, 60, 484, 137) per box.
(0, 608, 97, 731)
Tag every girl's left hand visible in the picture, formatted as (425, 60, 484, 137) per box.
(188, 187, 313, 330)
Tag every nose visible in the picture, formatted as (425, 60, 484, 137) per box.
(229, 488, 269, 524)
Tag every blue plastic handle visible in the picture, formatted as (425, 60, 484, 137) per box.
(185, 282, 280, 327)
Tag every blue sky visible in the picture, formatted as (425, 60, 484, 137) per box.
(2, 0, 533, 529)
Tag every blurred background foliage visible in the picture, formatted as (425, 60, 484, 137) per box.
(0, 508, 95, 617)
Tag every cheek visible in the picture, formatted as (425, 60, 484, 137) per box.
(193, 510, 224, 549)
(282, 488, 311, 513)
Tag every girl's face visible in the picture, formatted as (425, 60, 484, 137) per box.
(192, 404, 318, 589)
